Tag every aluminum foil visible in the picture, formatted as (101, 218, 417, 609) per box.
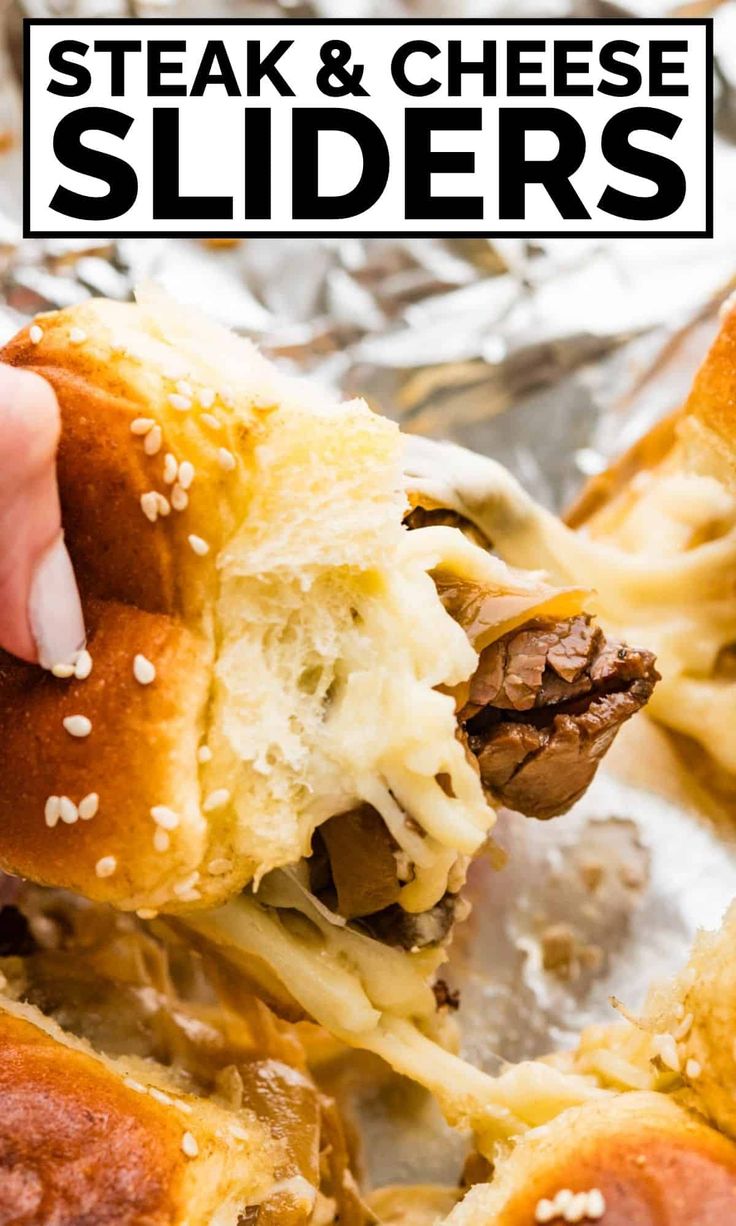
(3, 0, 736, 1194)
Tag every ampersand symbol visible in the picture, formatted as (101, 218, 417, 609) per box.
(316, 41, 368, 97)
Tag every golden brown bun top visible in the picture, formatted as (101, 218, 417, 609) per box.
(0, 1001, 273, 1225)
(445, 1092, 736, 1225)
(0, 297, 250, 912)
(567, 300, 736, 531)
(684, 300, 736, 459)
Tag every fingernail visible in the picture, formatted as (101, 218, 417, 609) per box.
(28, 536, 85, 669)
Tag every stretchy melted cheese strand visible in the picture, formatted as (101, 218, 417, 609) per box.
(183, 895, 609, 1157)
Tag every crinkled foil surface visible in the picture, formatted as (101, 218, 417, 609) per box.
(2, 0, 736, 1190)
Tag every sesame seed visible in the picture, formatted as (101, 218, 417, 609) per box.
(208, 858, 232, 876)
(181, 1131, 199, 1158)
(29, 324, 43, 344)
(674, 1012, 693, 1041)
(217, 447, 236, 472)
(229, 1123, 250, 1142)
(150, 805, 179, 830)
(168, 393, 192, 412)
(153, 828, 170, 853)
(51, 662, 76, 679)
(188, 534, 209, 556)
(131, 417, 155, 436)
(163, 453, 178, 484)
(78, 792, 99, 821)
(197, 746, 212, 764)
(686, 1058, 702, 1079)
(74, 650, 93, 680)
(63, 715, 92, 738)
(563, 1192, 588, 1222)
(134, 654, 156, 685)
(175, 1100, 193, 1115)
(124, 1079, 147, 1094)
(177, 461, 195, 490)
(653, 1033, 680, 1073)
(141, 492, 159, 523)
(143, 424, 163, 456)
(150, 1087, 175, 1107)
(176, 380, 193, 398)
(136, 908, 158, 920)
(200, 413, 221, 430)
(155, 493, 171, 517)
(95, 855, 117, 878)
(69, 327, 87, 344)
(58, 794, 78, 824)
(198, 388, 215, 408)
(173, 872, 200, 896)
(203, 788, 230, 813)
(586, 1190, 606, 1221)
(177, 889, 201, 903)
(171, 484, 188, 512)
(534, 1201, 556, 1224)
(44, 796, 61, 828)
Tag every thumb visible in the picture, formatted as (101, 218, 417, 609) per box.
(0, 364, 85, 667)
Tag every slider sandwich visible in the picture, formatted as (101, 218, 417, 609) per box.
(443, 900, 736, 1225)
(0, 289, 656, 1148)
(0, 882, 363, 1225)
(405, 296, 736, 787)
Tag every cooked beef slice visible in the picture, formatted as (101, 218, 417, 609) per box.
(463, 616, 658, 819)
(318, 805, 402, 919)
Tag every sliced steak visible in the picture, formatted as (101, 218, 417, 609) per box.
(463, 615, 658, 819)
(360, 893, 458, 950)
(319, 805, 402, 920)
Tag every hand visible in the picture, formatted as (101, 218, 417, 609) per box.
(0, 363, 85, 667)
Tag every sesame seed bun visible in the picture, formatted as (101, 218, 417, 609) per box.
(0, 288, 586, 916)
(0, 294, 253, 912)
(0, 997, 274, 1225)
(0, 288, 438, 913)
(445, 1092, 736, 1225)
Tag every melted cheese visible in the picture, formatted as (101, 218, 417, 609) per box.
(404, 429, 736, 775)
(184, 896, 608, 1156)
